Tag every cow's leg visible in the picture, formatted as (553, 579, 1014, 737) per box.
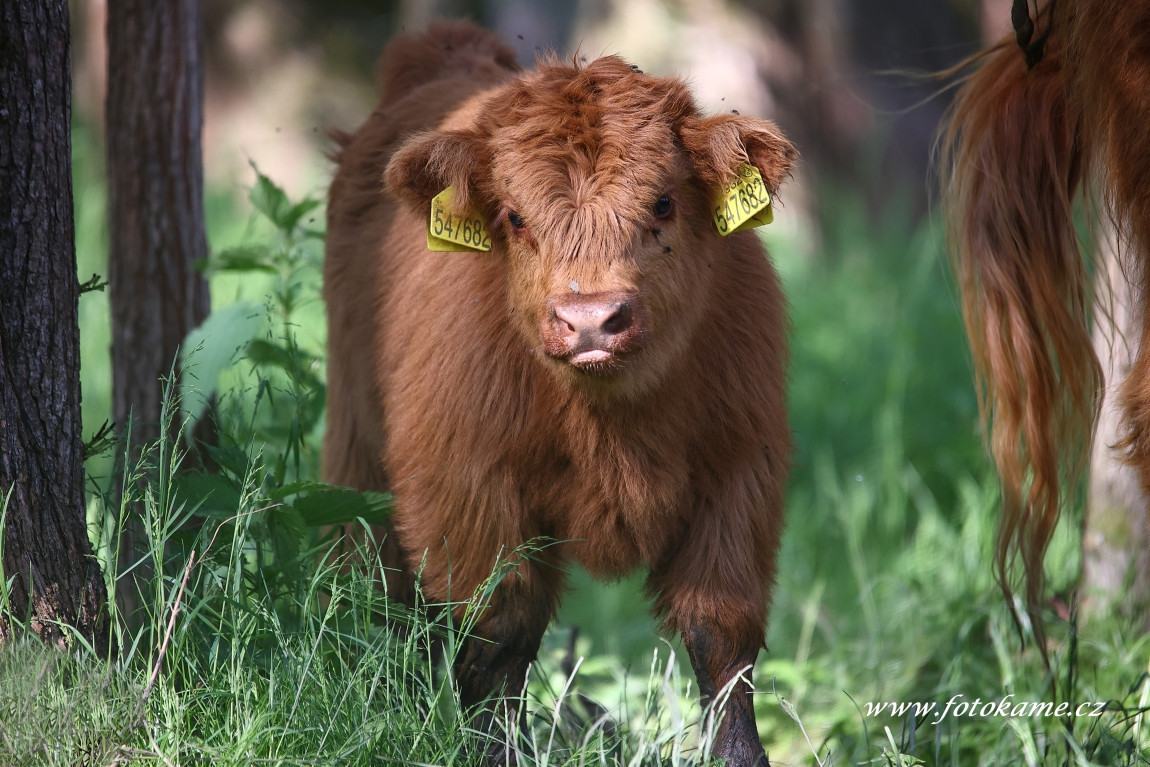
(455, 573, 555, 707)
(453, 565, 560, 763)
(647, 465, 783, 767)
(646, 587, 770, 767)
(393, 472, 566, 760)
(680, 620, 768, 766)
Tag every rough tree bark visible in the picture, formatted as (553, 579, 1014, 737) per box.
(105, 0, 211, 618)
(106, 0, 211, 446)
(0, 0, 110, 654)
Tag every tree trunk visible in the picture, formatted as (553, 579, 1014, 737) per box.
(1085, 228, 1150, 623)
(106, 0, 211, 445)
(105, 0, 211, 621)
(0, 0, 110, 655)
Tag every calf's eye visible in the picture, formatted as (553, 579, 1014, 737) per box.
(508, 211, 526, 229)
(654, 195, 673, 219)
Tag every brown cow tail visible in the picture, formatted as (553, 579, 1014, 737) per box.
(939, 9, 1099, 650)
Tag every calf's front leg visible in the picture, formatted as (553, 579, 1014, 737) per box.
(681, 621, 768, 767)
(451, 561, 561, 763)
(647, 466, 783, 766)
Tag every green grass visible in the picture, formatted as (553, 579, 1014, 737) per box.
(4, 125, 1148, 765)
(1, 395, 746, 765)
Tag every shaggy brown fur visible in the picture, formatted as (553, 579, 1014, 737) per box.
(323, 20, 795, 765)
(941, 0, 1150, 637)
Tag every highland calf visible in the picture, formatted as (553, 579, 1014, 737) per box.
(323, 20, 795, 765)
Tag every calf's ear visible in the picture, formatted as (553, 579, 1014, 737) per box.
(384, 129, 485, 214)
(678, 115, 797, 197)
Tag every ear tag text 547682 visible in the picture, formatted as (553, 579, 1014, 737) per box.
(428, 186, 492, 252)
(713, 163, 773, 236)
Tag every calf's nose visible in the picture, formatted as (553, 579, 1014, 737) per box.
(543, 291, 642, 363)
(554, 298, 632, 341)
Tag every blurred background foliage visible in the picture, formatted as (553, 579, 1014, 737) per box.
(61, 0, 1150, 763)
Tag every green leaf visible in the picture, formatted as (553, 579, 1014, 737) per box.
(266, 480, 327, 502)
(267, 503, 307, 574)
(205, 444, 252, 481)
(282, 198, 322, 231)
(249, 163, 293, 231)
(171, 471, 243, 519)
(245, 338, 295, 369)
(180, 301, 265, 426)
(82, 420, 116, 461)
(79, 273, 108, 294)
(245, 338, 324, 391)
(267, 481, 394, 526)
(203, 245, 278, 275)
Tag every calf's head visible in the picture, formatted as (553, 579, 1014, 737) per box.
(386, 55, 796, 397)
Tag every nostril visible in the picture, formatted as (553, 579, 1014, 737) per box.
(552, 307, 579, 336)
(601, 303, 633, 336)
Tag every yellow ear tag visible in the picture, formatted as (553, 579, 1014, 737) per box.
(713, 163, 774, 236)
(427, 186, 492, 252)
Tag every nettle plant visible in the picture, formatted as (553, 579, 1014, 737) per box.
(175, 166, 391, 594)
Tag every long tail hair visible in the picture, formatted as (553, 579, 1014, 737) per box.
(939, 3, 1100, 640)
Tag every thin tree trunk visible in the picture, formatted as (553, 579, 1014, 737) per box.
(105, 0, 211, 621)
(1085, 228, 1150, 623)
(0, 0, 110, 655)
(106, 0, 210, 444)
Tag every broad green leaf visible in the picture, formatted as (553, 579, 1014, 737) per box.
(268, 481, 394, 526)
(266, 479, 336, 502)
(204, 245, 278, 275)
(267, 503, 307, 578)
(282, 198, 322, 231)
(205, 444, 252, 481)
(249, 163, 292, 230)
(245, 338, 324, 391)
(180, 300, 264, 426)
(171, 471, 243, 519)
